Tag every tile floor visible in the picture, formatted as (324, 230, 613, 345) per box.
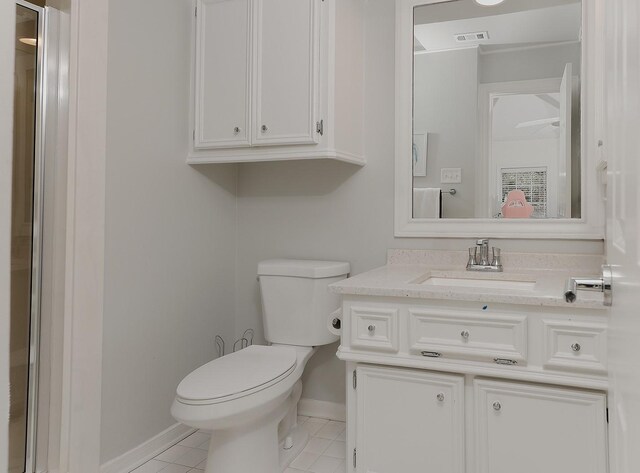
(131, 416, 346, 473)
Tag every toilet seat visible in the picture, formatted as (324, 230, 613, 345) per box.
(176, 345, 297, 406)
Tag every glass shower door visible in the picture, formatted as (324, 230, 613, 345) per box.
(11, 2, 43, 472)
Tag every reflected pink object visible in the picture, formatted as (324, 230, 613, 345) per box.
(501, 190, 534, 218)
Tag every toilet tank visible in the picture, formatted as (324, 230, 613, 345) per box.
(257, 259, 350, 347)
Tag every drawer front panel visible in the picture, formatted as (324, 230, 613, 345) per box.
(543, 321, 607, 372)
(409, 309, 527, 362)
(350, 307, 399, 352)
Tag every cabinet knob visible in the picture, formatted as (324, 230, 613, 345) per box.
(461, 330, 470, 339)
(571, 342, 581, 352)
(233, 126, 241, 134)
(437, 393, 445, 402)
(367, 325, 375, 334)
(261, 125, 268, 133)
(493, 401, 502, 411)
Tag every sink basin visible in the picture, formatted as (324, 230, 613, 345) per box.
(420, 277, 536, 291)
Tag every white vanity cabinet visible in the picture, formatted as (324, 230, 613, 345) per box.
(355, 365, 465, 473)
(339, 297, 610, 473)
(189, 0, 365, 165)
(475, 379, 608, 473)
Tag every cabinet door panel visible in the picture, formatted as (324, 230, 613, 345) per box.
(252, 0, 319, 146)
(356, 366, 465, 473)
(195, 0, 251, 149)
(475, 379, 608, 473)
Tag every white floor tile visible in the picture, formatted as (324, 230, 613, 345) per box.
(334, 460, 346, 473)
(179, 432, 210, 448)
(336, 430, 346, 442)
(315, 422, 345, 441)
(284, 469, 305, 473)
(323, 440, 346, 459)
(301, 421, 324, 436)
(303, 437, 332, 455)
(155, 445, 192, 463)
(195, 459, 207, 469)
(297, 416, 309, 423)
(289, 451, 320, 470)
(173, 447, 208, 468)
(308, 455, 343, 473)
(131, 459, 169, 473)
(305, 417, 329, 426)
(159, 464, 191, 473)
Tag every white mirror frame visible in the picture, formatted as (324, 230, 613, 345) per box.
(395, 0, 605, 239)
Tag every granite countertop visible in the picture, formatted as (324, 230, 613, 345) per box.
(329, 250, 606, 310)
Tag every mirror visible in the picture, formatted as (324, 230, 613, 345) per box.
(411, 0, 582, 220)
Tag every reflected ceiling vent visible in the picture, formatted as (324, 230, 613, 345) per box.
(454, 31, 489, 43)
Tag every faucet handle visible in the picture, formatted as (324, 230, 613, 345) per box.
(491, 247, 502, 267)
(476, 238, 489, 246)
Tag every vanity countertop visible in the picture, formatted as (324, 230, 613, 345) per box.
(329, 250, 606, 310)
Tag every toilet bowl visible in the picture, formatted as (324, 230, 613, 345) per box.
(171, 259, 350, 473)
(171, 345, 315, 473)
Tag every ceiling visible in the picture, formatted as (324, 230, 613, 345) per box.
(414, 3, 581, 53)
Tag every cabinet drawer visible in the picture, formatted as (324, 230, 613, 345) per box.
(543, 321, 607, 373)
(408, 309, 527, 363)
(350, 307, 399, 352)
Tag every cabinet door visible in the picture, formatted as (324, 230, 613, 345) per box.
(252, 0, 320, 146)
(356, 366, 465, 473)
(475, 379, 608, 473)
(195, 0, 251, 149)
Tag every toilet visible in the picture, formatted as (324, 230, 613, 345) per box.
(171, 259, 350, 473)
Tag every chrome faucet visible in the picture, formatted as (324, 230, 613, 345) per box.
(467, 239, 503, 272)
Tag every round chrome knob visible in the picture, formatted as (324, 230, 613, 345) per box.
(367, 325, 375, 333)
(437, 393, 445, 402)
(461, 330, 470, 339)
(233, 126, 241, 134)
(493, 401, 502, 411)
(261, 125, 268, 133)
(571, 342, 581, 352)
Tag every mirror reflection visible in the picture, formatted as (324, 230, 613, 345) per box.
(412, 0, 582, 219)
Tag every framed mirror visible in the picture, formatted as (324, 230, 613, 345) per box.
(395, 0, 604, 238)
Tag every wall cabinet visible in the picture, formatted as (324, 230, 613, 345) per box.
(189, 0, 365, 165)
(339, 298, 610, 473)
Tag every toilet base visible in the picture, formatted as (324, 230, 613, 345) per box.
(279, 424, 310, 471)
(204, 408, 283, 473)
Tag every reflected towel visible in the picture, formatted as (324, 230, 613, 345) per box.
(413, 187, 440, 219)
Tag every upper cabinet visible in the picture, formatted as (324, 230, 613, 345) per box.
(189, 0, 365, 165)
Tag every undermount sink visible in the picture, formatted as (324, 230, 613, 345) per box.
(419, 276, 536, 291)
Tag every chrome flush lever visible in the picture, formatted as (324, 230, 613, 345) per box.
(564, 265, 613, 307)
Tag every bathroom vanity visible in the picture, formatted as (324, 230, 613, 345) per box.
(330, 250, 609, 473)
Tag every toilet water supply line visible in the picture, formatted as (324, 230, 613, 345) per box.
(215, 329, 255, 357)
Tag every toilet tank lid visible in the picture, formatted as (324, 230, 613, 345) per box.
(258, 259, 350, 279)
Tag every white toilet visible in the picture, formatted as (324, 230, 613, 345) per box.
(171, 259, 350, 473)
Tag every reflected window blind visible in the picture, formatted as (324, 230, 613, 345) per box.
(501, 167, 548, 218)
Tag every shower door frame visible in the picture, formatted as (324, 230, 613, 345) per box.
(15, 1, 46, 472)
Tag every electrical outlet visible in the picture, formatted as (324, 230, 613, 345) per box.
(441, 168, 462, 184)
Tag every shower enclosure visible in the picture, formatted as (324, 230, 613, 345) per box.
(11, 1, 45, 472)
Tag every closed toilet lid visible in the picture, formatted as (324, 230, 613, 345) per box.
(176, 345, 297, 403)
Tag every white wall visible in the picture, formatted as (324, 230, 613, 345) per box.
(0, 1, 16, 471)
(100, 0, 238, 463)
(479, 42, 581, 84)
(413, 48, 478, 218)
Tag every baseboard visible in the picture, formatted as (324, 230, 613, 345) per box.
(298, 398, 346, 422)
(100, 423, 196, 473)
